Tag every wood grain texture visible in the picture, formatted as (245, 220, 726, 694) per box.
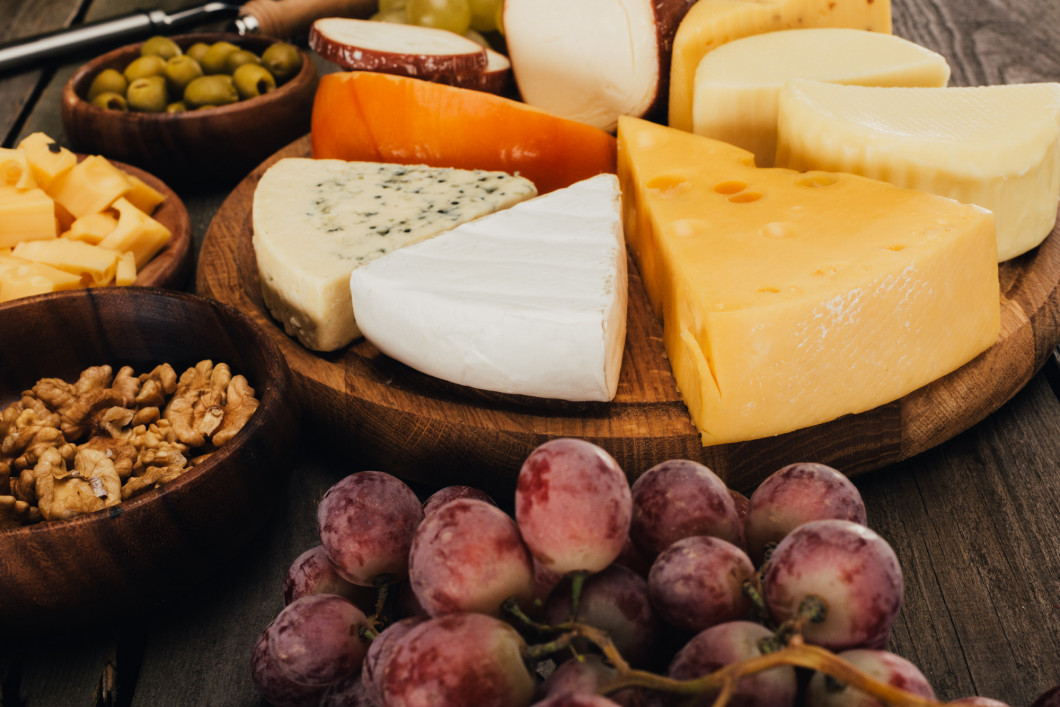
(0, 288, 298, 634)
(197, 135, 1060, 494)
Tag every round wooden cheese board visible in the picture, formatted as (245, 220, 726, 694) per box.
(196, 135, 1060, 494)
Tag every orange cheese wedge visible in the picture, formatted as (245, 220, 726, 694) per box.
(310, 71, 616, 194)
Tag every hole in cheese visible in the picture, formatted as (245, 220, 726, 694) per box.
(795, 172, 839, 188)
(647, 175, 692, 197)
(728, 190, 763, 203)
(713, 179, 747, 194)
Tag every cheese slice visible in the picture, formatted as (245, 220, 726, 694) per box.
(692, 28, 950, 166)
(617, 116, 1000, 446)
(668, 0, 892, 132)
(349, 174, 627, 401)
(776, 79, 1060, 261)
(252, 158, 537, 351)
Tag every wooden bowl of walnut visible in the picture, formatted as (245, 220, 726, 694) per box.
(0, 287, 297, 633)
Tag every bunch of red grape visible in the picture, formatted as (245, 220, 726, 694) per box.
(251, 439, 1049, 707)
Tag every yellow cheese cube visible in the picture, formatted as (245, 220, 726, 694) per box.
(99, 197, 171, 268)
(0, 186, 58, 248)
(62, 211, 120, 244)
(668, 0, 893, 132)
(775, 80, 1060, 261)
(617, 116, 1000, 445)
(115, 251, 137, 286)
(122, 175, 166, 215)
(0, 254, 83, 301)
(692, 28, 950, 166)
(17, 132, 77, 190)
(12, 239, 122, 287)
(48, 155, 133, 219)
(0, 148, 36, 189)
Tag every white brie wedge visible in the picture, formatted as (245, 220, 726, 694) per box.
(349, 174, 628, 402)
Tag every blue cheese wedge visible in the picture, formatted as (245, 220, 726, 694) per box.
(349, 174, 627, 402)
(252, 158, 537, 351)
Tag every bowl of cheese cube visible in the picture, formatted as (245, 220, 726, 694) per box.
(0, 132, 192, 303)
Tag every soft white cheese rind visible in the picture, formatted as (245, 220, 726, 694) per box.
(252, 158, 537, 351)
(349, 173, 628, 402)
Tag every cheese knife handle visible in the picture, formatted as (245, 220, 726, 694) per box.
(234, 0, 377, 39)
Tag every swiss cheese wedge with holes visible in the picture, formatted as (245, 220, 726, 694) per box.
(617, 116, 1000, 446)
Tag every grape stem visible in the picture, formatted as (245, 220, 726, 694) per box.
(571, 625, 941, 706)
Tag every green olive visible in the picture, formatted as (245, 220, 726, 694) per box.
(90, 91, 128, 111)
(163, 55, 204, 98)
(232, 63, 276, 100)
(165, 101, 187, 113)
(140, 35, 182, 60)
(199, 41, 241, 75)
(185, 42, 211, 64)
(261, 42, 302, 83)
(86, 68, 128, 101)
(224, 49, 261, 74)
(126, 75, 168, 112)
(122, 54, 166, 84)
(183, 74, 239, 108)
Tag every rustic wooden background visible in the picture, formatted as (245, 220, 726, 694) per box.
(1, 0, 1059, 705)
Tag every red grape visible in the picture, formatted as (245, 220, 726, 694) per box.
(613, 533, 653, 578)
(516, 438, 633, 575)
(250, 626, 327, 707)
(534, 694, 627, 707)
(267, 593, 371, 687)
(317, 471, 424, 586)
(281, 544, 377, 609)
(543, 563, 661, 668)
(763, 519, 903, 651)
(647, 535, 756, 634)
(629, 459, 743, 559)
(746, 462, 867, 564)
(380, 612, 536, 706)
(318, 672, 373, 706)
(362, 615, 428, 705)
(666, 620, 798, 707)
(1034, 687, 1060, 707)
(804, 649, 934, 707)
(423, 484, 496, 515)
(536, 654, 641, 707)
(409, 497, 535, 616)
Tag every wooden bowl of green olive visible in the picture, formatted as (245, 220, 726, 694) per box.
(61, 33, 318, 188)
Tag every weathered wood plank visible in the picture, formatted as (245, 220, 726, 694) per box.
(860, 372, 1060, 704)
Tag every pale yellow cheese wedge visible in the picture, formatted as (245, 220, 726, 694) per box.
(0, 186, 58, 248)
(617, 116, 1000, 446)
(12, 239, 122, 286)
(0, 254, 83, 301)
(62, 211, 119, 245)
(17, 132, 77, 190)
(668, 0, 892, 132)
(122, 175, 166, 215)
(692, 28, 950, 166)
(48, 155, 133, 219)
(0, 148, 36, 189)
(776, 79, 1060, 261)
(115, 251, 137, 286)
(99, 197, 171, 268)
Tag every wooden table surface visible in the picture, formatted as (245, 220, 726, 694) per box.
(2, 1, 1059, 706)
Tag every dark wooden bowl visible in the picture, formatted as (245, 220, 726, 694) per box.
(61, 33, 319, 189)
(0, 287, 298, 634)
